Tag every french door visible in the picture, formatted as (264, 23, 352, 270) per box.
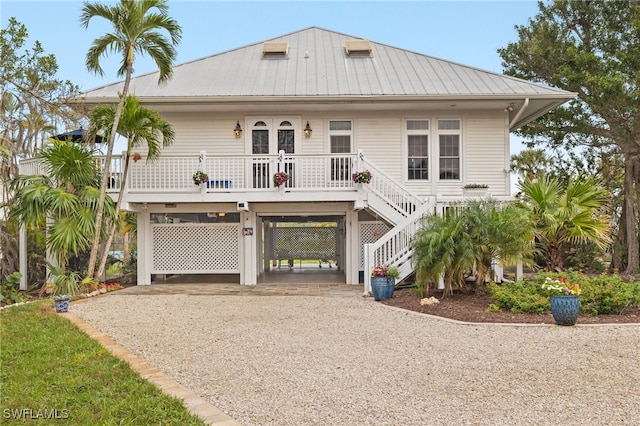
(246, 117, 301, 188)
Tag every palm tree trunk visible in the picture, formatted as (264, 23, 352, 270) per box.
(123, 231, 130, 263)
(87, 70, 132, 280)
(95, 145, 132, 280)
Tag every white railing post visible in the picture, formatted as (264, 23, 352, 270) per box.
(364, 243, 372, 293)
(357, 149, 364, 172)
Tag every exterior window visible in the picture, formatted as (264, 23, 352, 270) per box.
(438, 119, 461, 180)
(329, 120, 352, 181)
(252, 121, 268, 154)
(406, 120, 429, 180)
(277, 121, 294, 153)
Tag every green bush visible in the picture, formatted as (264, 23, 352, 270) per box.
(580, 274, 640, 315)
(1, 272, 26, 306)
(489, 272, 640, 316)
(489, 281, 549, 313)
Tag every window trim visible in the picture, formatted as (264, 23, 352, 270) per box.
(404, 119, 430, 182)
(327, 119, 354, 153)
(436, 118, 462, 182)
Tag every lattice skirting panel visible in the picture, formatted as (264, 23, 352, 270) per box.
(359, 221, 391, 269)
(271, 226, 337, 261)
(152, 223, 240, 273)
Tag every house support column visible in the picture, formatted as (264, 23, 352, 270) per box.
(345, 209, 360, 286)
(137, 210, 151, 285)
(19, 224, 27, 290)
(240, 211, 257, 285)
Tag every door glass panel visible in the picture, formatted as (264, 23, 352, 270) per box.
(277, 129, 295, 153)
(330, 134, 351, 182)
(278, 128, 295, 187)
(252, 128, 269, 188)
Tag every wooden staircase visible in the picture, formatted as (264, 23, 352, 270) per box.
(356, 155, 436, 292)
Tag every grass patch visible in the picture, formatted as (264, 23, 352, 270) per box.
(0, 301, 206, 425)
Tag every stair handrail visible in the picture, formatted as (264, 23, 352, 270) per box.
(357, 150, 422, 218)
(363, 197, 436, 292)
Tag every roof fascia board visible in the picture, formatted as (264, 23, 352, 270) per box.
(80, 93, 577, 106)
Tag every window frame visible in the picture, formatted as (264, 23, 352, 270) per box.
(436, 118, 462, 182)
(328, 119, 354, 183)
(405, 119, 430, 182)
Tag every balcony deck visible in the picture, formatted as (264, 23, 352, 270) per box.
(18, 152, 365, 204)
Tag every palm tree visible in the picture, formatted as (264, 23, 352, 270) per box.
(80, 0, 182, 280)
(413, 200, 535, 296)
(413, 209, 476, 296)
(463, 199, 535, 284)
(89, 95, 174, 279)
(519, 175, 611, 271)
(10, 142, 117, 292)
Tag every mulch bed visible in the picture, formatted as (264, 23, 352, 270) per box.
(381, 287, 640, 324)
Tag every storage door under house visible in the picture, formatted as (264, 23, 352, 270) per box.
(150, 213, 241, 274)
(246, 117, 301, 189)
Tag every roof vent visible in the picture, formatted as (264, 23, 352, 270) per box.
(345, 39, 372, 56)
(262, 41, 288, 57)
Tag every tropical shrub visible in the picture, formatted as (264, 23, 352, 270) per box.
(413, 199, 534, 295)
(489, 272, 640, 315)
(519, 175, 611, 271)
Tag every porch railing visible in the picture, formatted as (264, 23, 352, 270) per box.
(20, 152, 361, 193)
(19, 156, 124, 193)
(359, 152, 422, 218)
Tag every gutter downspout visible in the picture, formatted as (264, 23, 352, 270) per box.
(509, 97, 530, 130)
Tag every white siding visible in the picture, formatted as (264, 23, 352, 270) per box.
(160, 113, 246, 156)
(464, 117, 509, 195)
(355, 117, 402, 181)
(300, 118, 325, 155)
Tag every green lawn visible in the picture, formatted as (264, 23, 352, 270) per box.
(0, 301, 206, 425)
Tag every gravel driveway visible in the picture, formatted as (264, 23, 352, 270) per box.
(71, 293, 640, 425)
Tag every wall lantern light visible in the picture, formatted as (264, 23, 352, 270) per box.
(303, 121, 312, 138)
(234, 121, 243, 138)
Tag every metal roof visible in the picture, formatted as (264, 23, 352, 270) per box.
(82, 26, 574, 100)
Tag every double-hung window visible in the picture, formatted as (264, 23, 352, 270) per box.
(438, 119, 461, 180)
(329, 120, 352, 182)
(406, 120, 429, 180)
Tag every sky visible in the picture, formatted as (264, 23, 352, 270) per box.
(2, 0, 540, 162)
(2, 0, 540, 92)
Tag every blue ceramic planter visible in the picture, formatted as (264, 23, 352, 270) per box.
(371, 277, 394, 301)
(54, 298, 69, 313)
(550, 295, 580, 326)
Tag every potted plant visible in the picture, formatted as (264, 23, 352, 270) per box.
(273, 171, 289, 187)
(370, 265, 399, 301)
(542, 277, 581, 326)
(352, 169, 372, 185)
(53, 294, 70, 313)
(192, 170, 208, 186)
